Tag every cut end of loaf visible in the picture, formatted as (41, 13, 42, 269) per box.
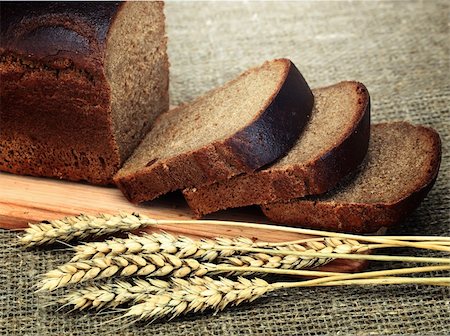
(262, 122, 442, 233)
(114, 58, 314, 203)
(107, 1, 169, 162)
(0, 2, 169, 184)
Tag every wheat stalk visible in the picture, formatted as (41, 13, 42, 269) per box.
(36, 229, 450, 296)
(40, 250, 347, 292)
(38, 253, 208, 291)
(70, 233, 372, 278)
(114, 267, 450, 324)
(58, 268, 349, 312)
(60, 279, 170, 311)
(39, 231, 450, 292)
(69, 232, 450, 276)
(214, 238, 371, 274)
(72, 232, 370, 270)
(212, 245, 450, 265)
(146, 218, 450, 252)
(58, 265, 449, 317)
(19, 213, 450, 252)
(19, 213, 156, 247)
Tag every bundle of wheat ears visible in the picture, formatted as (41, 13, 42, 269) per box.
(18, 213, 450, 326)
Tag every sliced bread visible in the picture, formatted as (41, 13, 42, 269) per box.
(114, 59, 314, 203)
(183, 81, 370, 217)
(262, 122, 442, 233)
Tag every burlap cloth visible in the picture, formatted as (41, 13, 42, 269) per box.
(1, 1, 449, 335)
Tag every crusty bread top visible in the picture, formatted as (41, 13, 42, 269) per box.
(0, 2, 124, 73)
(314, 122, 441, 203)
(116, 59, 302, 177)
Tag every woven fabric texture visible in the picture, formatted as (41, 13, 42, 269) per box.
(1, 1, 449, 335)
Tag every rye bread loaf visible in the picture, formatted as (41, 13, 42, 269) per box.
(183, 81, 370, 217)
(0, 1, 168, 184)
(262, 122, 442, 233)
(114, 59, 314, 203)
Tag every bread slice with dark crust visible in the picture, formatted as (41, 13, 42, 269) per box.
(114, 59, 314, 203)
(262, 122, 442, 233)
(183, 81, 370, 217)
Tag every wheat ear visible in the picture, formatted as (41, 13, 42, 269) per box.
(214, 238, 370, 274)
(42, 236, 364, 292)
(72, 232, 370, 270)
(19, 213, 156, 247)
(117, 276, 273, 323)
(212, 245, 450, 265)
(19, 213, 450, 252)
(71, 232, 242, 262)
(59, 266, 450, 318)
(72, 233, 450, 267)
(71, 233, 371, 277)
(117, 268, 450, 324)
(38, 253, 207, 291)
(58, 267, 348, 313)
(60, 279, 170, 311)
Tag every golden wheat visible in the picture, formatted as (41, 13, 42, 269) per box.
(119, 276, 272, 322)
(116, 268, 450, 324)
(71, 232, 370, 272)
(71, 232, 239, 262)
(19, 213, 157, 247)
(38, 253, 208, 291)
(60, 279, 170, 310)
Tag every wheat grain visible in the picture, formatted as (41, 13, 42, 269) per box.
(19, 213, 157, 247)
(38, 253, 208, 291)
(60, 279, 170, 310)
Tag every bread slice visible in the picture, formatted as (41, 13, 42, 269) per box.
(114, 59, 314, 203)
(183, 81, 370, 217)
(262, 122, 441, 233)
(0, 2, 168, 184)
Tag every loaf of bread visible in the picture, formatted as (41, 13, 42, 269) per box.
(114, 59, 314, 203)
(262, 122, 441, 233)
(0, 1, 169, 184)
(183, 81, 370, 217)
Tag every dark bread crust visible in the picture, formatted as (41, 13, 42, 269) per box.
(1, 2, 123, 73)
(183, 82, 370, 217)
(262, 123, 442, 233)
(114, 59, 314, 203)
(0, 57, 117, 184)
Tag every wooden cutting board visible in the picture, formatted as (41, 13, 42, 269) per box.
(0, 171, 366, 273)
